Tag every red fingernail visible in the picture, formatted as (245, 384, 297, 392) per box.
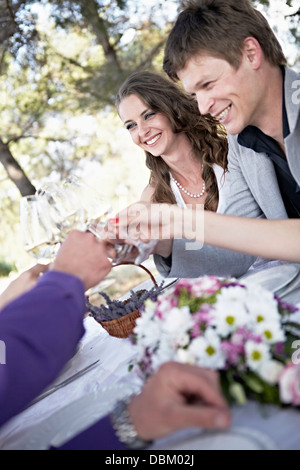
(108, 218, 119, 224)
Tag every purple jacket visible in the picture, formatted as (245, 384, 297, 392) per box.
(0, 270, 126, 450)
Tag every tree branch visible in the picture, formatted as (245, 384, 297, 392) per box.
(285, 8, 300, 18)
(6, 134, 73, 145)
(5, 0, 17, 24)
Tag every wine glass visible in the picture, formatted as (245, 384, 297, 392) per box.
(64, 176, 158, 265)
(61, 176, 136, 265)
(20, 195, 60, 264)
(33, 176, 157, 266)
(62, 176, 111, 229)
(36, 181, 86, 239)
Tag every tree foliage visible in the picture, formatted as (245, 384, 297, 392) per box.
(0, 0, 179, 197)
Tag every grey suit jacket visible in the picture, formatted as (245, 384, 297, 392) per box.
(155, 67, 300, 278)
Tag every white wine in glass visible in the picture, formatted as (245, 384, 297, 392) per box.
(20, 195, 60, 264)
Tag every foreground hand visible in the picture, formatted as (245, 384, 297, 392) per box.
(115, 202, 175, 243)
(110, 202, 201, 258)
(0, 264, 48, 311)
(114, 202, 201, 245)
(51, 230, 113, 291)
(127, 362, 231, 441)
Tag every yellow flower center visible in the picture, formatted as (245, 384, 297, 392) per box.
(251, 351, 262, 361)
(264, 330, 273, 340)
(206, 345, 215, 356)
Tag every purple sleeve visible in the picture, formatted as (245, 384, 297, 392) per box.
(0, 271, 86, 427)
(51, 415, 127, 450)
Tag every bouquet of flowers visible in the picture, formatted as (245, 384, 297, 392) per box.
(130, 276, 300, 407)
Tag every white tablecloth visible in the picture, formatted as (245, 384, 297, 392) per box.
(1, 314, 300, 450)
(1, 264, 300, 450)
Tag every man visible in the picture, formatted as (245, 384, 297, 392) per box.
(153, 0, 300, 280)
(0, 231, 112, 427)
(0, 230, 230, 449)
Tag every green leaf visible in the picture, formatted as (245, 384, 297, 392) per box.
(243, 374, 264, 394)
(229, 382, 247, 405)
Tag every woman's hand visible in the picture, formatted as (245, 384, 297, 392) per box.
(113, 202, 203, 244)
(111, 202, 181, 243)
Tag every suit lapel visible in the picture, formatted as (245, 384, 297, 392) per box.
(284, 67, 300, 186)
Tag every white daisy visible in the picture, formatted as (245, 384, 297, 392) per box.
(255, 321, 286, 344)
(213, 299, 249, 337)
(176, 347, 197, 365)
(245, 340, 271, 372)
(161, 306, 194, 345)
(189, 328, 225, 369)
(244, 284, 280, 323)
(151, 336, 174, 371)
(257, 360, 284, 385)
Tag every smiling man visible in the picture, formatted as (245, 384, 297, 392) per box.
(152, 0, 300, 280)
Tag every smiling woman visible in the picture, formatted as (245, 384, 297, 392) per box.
(119, 95, 173, 154)
(115, 70, 228, 213)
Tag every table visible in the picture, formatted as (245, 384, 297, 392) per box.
(1, 264, 300, 450)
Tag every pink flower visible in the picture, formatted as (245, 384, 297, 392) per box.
(174, 277, 222, 298)
(231, 327, 262, 346)
(155, 297, 176, 318)
(191, 310, 214, 338)
(191, 276, 222, 296)
(193, 310, 213, 325)
(174, 279, 193, 295)
(221, 341, 244, 366)
(279, 363, 300, 406)
(275, 342, 284, 356)
(191, 324, 201, 338)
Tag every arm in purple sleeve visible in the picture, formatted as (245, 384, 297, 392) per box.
(0, 270, 86, 427)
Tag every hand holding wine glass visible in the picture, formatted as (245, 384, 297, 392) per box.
(20, 182, 86, 264)
(59, 177, 132, 264)
(61, 176, 153, 265)
(20, 177, 156, 266)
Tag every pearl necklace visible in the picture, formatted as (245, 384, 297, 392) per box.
(170, 174, 206, 198)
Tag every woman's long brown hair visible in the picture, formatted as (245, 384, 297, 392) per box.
(116, 71, 228, 211)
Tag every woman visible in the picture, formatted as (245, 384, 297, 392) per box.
(116, 71, 228, 213)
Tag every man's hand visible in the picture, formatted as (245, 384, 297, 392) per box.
(51, 230, 113, 291)
(127, 362, 231, 441)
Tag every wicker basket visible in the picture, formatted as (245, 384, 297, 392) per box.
(97, 262, 157, 339)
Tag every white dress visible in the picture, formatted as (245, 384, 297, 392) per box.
(169, 164, 228, 212)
